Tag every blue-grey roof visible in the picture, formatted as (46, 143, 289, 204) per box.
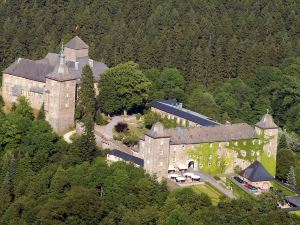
(239, 161, 274, 182)
(149, 100, 220, 127)
(108, 149, 144, 167)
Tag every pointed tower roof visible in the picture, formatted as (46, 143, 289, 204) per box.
(46, 43, 76, 81)
(146, 122, 171, 138)
(65, 36, 89, 50)
(255, 113, 278, 129)
(239, 161, 274, 182)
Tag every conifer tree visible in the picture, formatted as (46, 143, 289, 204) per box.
(76, 65, 96, 121)
(37, 103, 46, 120)
(287, 166, 296, 187)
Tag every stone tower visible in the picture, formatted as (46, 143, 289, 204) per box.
(142, 122, 171, 179)
(64, 36, 89, 62)
(255, 113, 279, 175)
(44, 45, 77, 133)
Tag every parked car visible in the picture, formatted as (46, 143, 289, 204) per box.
(248, 186, 258, 192)
(233, 176, 245, 184)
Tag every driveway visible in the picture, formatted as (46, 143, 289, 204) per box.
(95, 116, 123, 139)
(194, 170, 236, 199)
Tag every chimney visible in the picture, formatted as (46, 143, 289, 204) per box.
(88, 59, 93, 68)
(178, 103, 183, 108)
(75, 61, 79, 70)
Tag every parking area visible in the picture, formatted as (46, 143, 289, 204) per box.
(231, 176, 261, 195)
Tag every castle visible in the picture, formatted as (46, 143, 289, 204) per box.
(2, 36, 107, 133)
(139, 113, 278, 179)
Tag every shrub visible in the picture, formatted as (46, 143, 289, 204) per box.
(95, 112, 109, 125)
(115, 122, 128, 133)
(234, 165, 242, 173)
(135, 113, 142, 120)
(122, 134, 139, 147)
(143, 111, 161, 129)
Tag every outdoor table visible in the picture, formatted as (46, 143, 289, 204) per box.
(183, 172, 194, 178)
(176, 176, 186, 183)
(191, 175, 200, 181)
(170, 174, 180, 179)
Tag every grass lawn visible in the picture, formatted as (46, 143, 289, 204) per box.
(128, 124, 148, 138)
(193, 183, 224, 205)
(270, 181, 296, 196)
(290, 210, 300, 217)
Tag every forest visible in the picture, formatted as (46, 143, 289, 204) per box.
(0, 97, 299, 225)
(0, 0, 300, 224)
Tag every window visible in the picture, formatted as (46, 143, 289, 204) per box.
(267, 151, 271, 157)
(210, 143, 212, 148)
(160, 140, 163, 145)
(218, 143, 221, 147)
(209, 154, 212, 160)
(256, 151, 260, 156)
(235, 141, 238, 146)
(66, 93, 69, 98)
(160, 149, 163, 155)
(241, 150, 246, 157)
(160, 162, 163, 167)
(243, 141, 246, 146)
(226, 152, 230, 158)
(147, 160, 150, 165)
(65, 103, 69, 108)
(252, 140, 256, 144)
(251, 150, 255, 156)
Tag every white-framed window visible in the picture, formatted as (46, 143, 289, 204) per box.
(256, 151, 260, 156)
(258, 140, 262, 145)
(160, 162, 163, 167)
(243, 141, 246, 146)
(219, 143, 221, 147)
(251, 150, 255, 156)
(241, 150, 246, 157)
(234, 152, 238, 158)
(235, 141, 238, 146)
(147, 160, 150, 165)
(210, 143, 212, 148)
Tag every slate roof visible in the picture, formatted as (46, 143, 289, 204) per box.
(149, 100, 220, 127)
(255, 113, 278, 129)
(108, 149, 144, 167)
(285, 196, 300, 207)
(65, 36, 89, 50)
(239, 161, 274, 182)
(4, 47, 108, 83)
(3, 58, 54, 83)
(145, 122, 259, 144)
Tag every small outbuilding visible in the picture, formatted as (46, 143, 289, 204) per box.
(107, 149, 144, 167)
(239, 161, 274, 190)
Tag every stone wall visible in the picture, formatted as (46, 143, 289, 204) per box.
(44, 78, 76, 133)
(64, 47, 89, 62)
(2, 73, 44, 109)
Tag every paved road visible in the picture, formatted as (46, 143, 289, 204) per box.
(63, 130, 76, 143)
(194, 169, 236, 199)
(96, 116, 123, 139)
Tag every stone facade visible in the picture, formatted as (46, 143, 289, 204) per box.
(139, 114, 279, 179)
(2, 36, 108, 133)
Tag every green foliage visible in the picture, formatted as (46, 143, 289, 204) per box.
(37, 103, 46, 120)
(143, 111, 161, 129)
(76, 65, 96, 121)
(287, 166, 297, 188)
(14, 96, 34, 120)
(95, 112, 109, 125)
(98, 61, 151, 114)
